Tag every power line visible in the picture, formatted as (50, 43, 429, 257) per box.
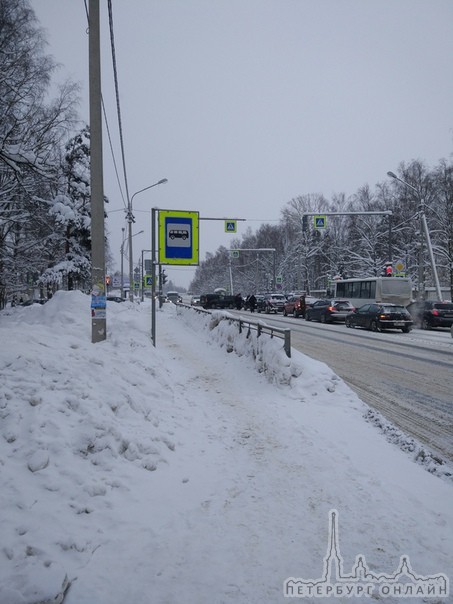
(107, 0, 132, 215)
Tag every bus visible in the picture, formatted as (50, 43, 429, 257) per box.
(333, 277, 413, 308)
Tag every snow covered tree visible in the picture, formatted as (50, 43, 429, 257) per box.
(0, 0, 79, 306)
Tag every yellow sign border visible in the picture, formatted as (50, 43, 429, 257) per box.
(158, 210, 199, 265)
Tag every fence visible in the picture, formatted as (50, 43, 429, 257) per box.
(177, 303, 291, 358)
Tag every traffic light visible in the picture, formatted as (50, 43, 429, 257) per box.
(161, 270, 168, 285)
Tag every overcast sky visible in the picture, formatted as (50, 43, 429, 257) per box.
(33, 0, 453, 289)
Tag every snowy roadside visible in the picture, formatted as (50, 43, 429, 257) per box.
(0, 293, 451, 604)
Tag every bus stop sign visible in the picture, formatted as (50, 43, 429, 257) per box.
(158, 210, 199, 265)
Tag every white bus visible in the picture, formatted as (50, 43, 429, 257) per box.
(334, 277, 413, 308)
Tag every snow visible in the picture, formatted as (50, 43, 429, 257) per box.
(0, 291, 451, 604)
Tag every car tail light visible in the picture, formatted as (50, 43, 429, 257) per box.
(432, 309, 439, 316)
(328, 306, 335, 311)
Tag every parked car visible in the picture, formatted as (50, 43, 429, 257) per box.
(200, 293, 237, 309)
(257, 293, 286, 314)
(248, 294, 265, 312)
(107, 295, 125, 303)
(305, 299, 355, 323)
(419, 301, 453, 330)
(345, 303, 413, 333)
(283, 295, 318, 318)
(19, 298, 47, 306)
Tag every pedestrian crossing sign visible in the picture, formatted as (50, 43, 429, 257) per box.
(225, 220, 237, 233)
(314, 215, 327, 229)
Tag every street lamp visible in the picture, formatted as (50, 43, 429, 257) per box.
(127, 178, 168, 302)
(120, 227, 126, 299)
(121, 228, 144, 299)
(387, 171, 442, 302)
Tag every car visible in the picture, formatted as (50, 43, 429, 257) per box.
(19, 298, 47, 306)
(419, 301, 453, 330)
(283, 294, 318, 318)
(345, 303, 413, 333)
(190, 295, 201, 306)
(257, 293, 286, 314)
(166, 291, 183, 304)
(107, 295, 125, 303)
(305, 299, 355, 323)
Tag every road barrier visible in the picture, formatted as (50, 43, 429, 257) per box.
(176, 303, 291, 358)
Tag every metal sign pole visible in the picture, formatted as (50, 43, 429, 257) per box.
(151, 208, 157, 347)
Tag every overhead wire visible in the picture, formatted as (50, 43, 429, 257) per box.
(106, 0, 132, 219)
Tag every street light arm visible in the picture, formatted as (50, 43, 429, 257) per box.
(387, 171, 418, 195)
(130, 178, 168, 206)
(127, 179, 167, 303)
(387, 170, 442, 301)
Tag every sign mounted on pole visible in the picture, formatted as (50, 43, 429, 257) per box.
(158, 210, 199, 265)
(225, 220, 237, 233)
(314, 215, 327, 229)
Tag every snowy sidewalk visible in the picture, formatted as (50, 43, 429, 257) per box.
(0, 294, 451, 604)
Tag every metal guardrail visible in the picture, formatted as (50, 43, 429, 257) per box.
(177, 303, 291, 358)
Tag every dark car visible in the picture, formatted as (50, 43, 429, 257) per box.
(257, 293, 286, 314)
(283, 295, 318, 318)
(19, 298, 47, 306)
(166, 291, 183, 304)
(306, 299, 355, 323)
(419, 301, 453, 330)
(345, 303, 413, 333)
(107, 295, 125, 303)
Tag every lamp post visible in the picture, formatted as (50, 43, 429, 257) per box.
(127, 178, 168, 302)
(120, 227, 126, 299)
(387, 171, 442, 302)
(141, 248, 152, 302)
(122, 229, 144, 299)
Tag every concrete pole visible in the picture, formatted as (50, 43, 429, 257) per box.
(89, 0, 106, 342)
(127, 211, 134, 302)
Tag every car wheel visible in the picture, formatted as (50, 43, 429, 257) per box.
(305, 314, 311, 321)
(402, 326, 411, 333)
(283, 309, 287, 316)
(421, 318, 431, 330)
(370, 320, 381, 332)
(320, 314, 326, 324)
(346, 319, 352, 328)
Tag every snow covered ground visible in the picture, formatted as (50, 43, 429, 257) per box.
(0, 291, 451, 604)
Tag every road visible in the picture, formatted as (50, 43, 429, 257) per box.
(233, 310, 453, 464)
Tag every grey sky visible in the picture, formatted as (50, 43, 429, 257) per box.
(33, 0, 453, 288)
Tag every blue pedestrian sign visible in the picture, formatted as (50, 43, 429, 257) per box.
(314, 215, 327, 229)
(225, 220, 237, 233)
